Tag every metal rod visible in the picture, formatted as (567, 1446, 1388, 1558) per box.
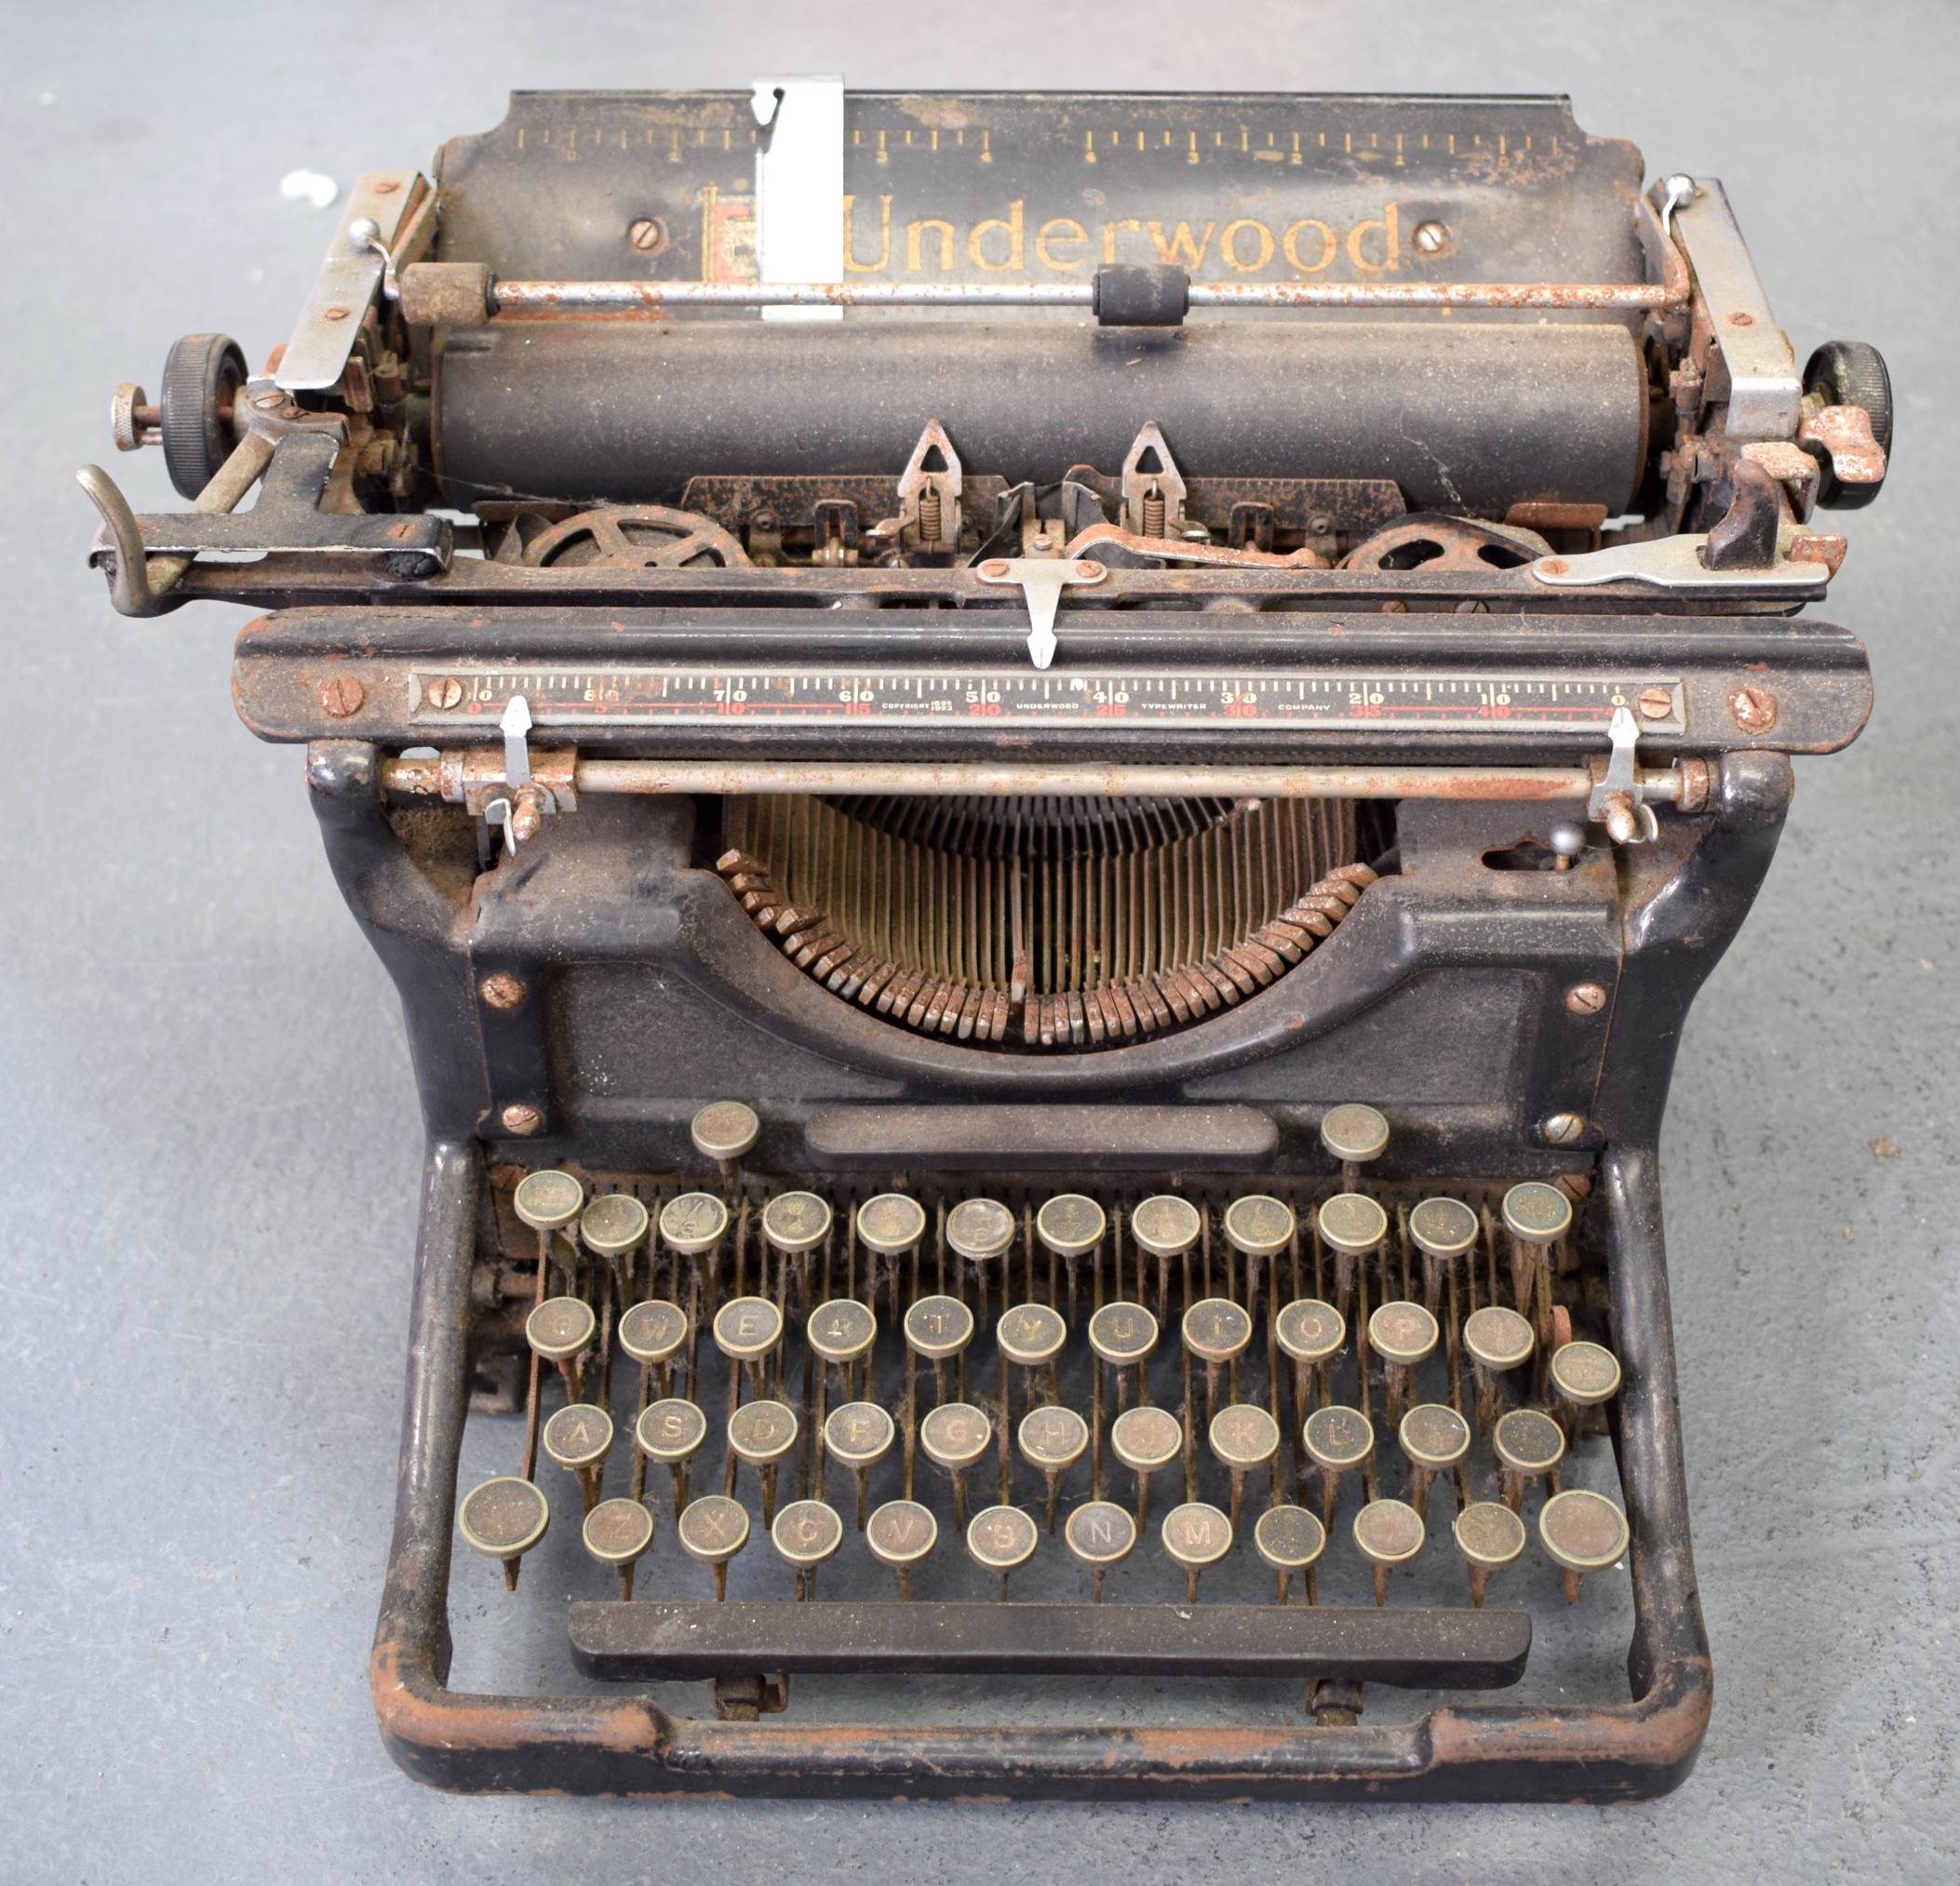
(385, 756, 1687, 803)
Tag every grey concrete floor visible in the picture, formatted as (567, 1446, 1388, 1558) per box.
(3, 1, 1956, 1879)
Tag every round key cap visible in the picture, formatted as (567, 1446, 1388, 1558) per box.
(1454, 1500, 1526, 1572)
(691, 1100, 759, 1162)
(713, 1294, 785, 1361)
(727, 1398, 799, 1466)
(1399, 1402, 1471, 1471)
(677, 1493, 749, 1566)
(513, 1169, 584, 1232)
(527, 1295, 597, 1362)
(772, 1499, 844, 1569)
(806, 1297, 878, 1365)
(1368, 1300, 1440, 1368)
(1275, 1298, 1346, 1365)
(1088, 1301, 1159, 1366)
(760, 1190, 832, 1255)
(1161, 1502, 1233, 1572)
(857, 1192, 926, 1255)
(945, 1197, 1015, 1262)
(543, 1402, 613, 1471)
(1550, 1340, 1622, 1406)
(904, 1293, 974, 1360)
(920, 1401, 993, 1470)
(1130, 1194, 1202, 1259)
(1066, 1501, 1137, 1570)
(1462, 1304, 1535, 1372)
(618, 1298, 689, 1367)
(1302, 1405, 1375, 1472)
(1493, 1407, 1566, 1477)
(1018, 1405, 1089, 1472)
(580, 1192, 649, 1259)
(997, 1302, 1067, 1368)
(584, 1497, 654, 1568)
(1223, 1194, 1295, 1260)
(1317, 1193, 1389, 1256)
(636, 1398, 707, 1463)
(1321, 1104, 1389, 1165)
(823, 1400, 895, 1468)
(659, 1190, 729, 1256)
(1353, 1498, 1427, 1570)
(1408, 1196, 1479, 1262)
(1255, 1504, 1327, 1574)
(1502, 1181, 1574, 1245)
(866, 1499, 938, 1571)
(967, 1505, 1039, 1573)
(1538, 1489, 1630, 1573)
(459, 1476, 550, 1560)
(1182, 1298, 1253, 1365)
(1210, 1403, 1281, 1470)
(1036, 1193, 1106, 1258)
(1109, 1404, 1182, 1475)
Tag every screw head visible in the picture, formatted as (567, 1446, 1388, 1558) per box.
(1565, 983, 1608, 1015)
(1729, 686, 1779, 732)
(319, 675, 365, 717)
(371, 180, 400, 195)
(627, 217, 667, 253)
(1077, 560, 1104, 580)
(1538, 557, 1568, 576)
(1636, 688, 1673, 721)
(1413, 220, 1449, 254)
(480, 972, 526, 1010)
(251, 390, 285, 411)
(1727, 310, 1754, 328)
(980, 558, 1010, 579)
(500, 1103, 544, 1136)
(425, 676, 463, 710)
(1541, 1113, 1587, 1145)
(322, 305, 350, 322)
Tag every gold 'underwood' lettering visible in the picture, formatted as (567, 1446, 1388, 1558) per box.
(1148, 220, 1215, 268)
(1220, 217, 1275, 271)
(1282, 218, 1336, 273)
(968, 200, 1025, 270)
(842, 194, 891, 273)
(1346, 201, 1400, 273)
(1036, 217, 1088, 271)
(1101, 218, 1141, 262)
(906, 218, 955, 271)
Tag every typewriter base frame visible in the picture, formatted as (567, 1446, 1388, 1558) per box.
(371, 1133, 1710, 1802)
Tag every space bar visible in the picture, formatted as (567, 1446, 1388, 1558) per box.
(568, 1601, 1530, 1689)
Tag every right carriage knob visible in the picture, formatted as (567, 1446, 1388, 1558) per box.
(1800, 341, 1891, 509)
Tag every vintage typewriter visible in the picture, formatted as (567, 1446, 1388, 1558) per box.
(82, 87, 1885, 1801)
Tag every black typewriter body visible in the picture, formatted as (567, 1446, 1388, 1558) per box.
(84, 88, 1884, 1801)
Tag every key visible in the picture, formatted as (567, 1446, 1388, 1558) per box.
(1320, 1103, 1389, 1188)
(727, 1398, 799, 1524)
(1368, 1300, 1439, 1427)
(807, 1297, 878, 1370)
(543, 1401, 613, 1513)
(1408, 1196, 1479, 1310)
(760, 1189, 832, 1257)
(1493, 1407, 1566, 1511)
(527, 1294, 597, 1400)
(1302, 1404, 1375, 1526)
(1550, 1340, 1622, 1411)
(920, 1400, 993, 1526)
(1210, 1403, 1281, 1531)
(1254, 1503, 1327, 1606)
(1462, 1304, 1535, 1433)
(1452, 1500, 1526, 1609)
(677, 1492, 750, 1599)
(1018, 1404, 1089, 1531)
(771, 1498, 844, 1596)
(1276, 1299, 1346, 1371)
(1130, 1193, 1200, 1319)
(905, 1294, 974, 1361)
(945, 1197, 1015, 1263)
(1109, 1403, 1183, 1528)
(1398, 1402, 1470, 1519)
(967, 1503, 1039, 1599)
(1182, 1297, 1253, 1419)
(1088, 1300, 1158, 1413)
(636, 1396, 707, 1510)
(866, 1497, 938, 1599)
(823, 1399, 894, 1527)
(1500, 1181, 1573, 1323)
(857, 1192, 927, 1256)
(1224, 1195, 1295, 1261)
(1038, 1193, 1106, 1320)
(691, 1100, 759, 1173)
(580, 1191, 649, 1299)
(618, 1299, 689, 1373)
(998, 1301, 1067, 1416)
(583, 1496, 655, 1599)
(714, 1294, 785, 1366)
(1352, 1496, 1426, 1606)
(660, 1190, 730, 1258)
(1537, 1488, 1631, 1604)
(1316, 1194, 1389, 1313)
(1065, 1499, 1137, 1601)
(458, 1476, 550, 1590)
(514, 1169, 584, 1243)
(1161, 1500, 1233, 1603)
